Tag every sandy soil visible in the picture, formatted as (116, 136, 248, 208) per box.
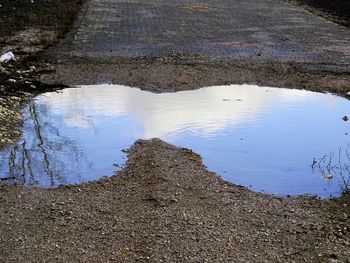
(1, 0, 350, 262)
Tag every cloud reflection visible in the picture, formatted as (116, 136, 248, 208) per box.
(38, 84, 298, 139)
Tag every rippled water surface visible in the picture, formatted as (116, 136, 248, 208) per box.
(0, 84, 349, 197)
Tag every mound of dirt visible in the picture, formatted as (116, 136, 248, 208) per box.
(0, 139, 349, 262)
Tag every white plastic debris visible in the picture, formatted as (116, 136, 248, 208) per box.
(0, 52, 15, 63)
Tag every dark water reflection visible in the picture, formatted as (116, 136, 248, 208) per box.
(1, 102, 93, 186)
(0, 84, 349, 197)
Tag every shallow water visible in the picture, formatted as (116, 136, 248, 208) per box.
(0, 84, 349, 197)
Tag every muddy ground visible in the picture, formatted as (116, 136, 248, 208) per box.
(1, 0, 350, 262)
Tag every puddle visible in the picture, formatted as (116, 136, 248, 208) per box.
(0, 84, 349, 197)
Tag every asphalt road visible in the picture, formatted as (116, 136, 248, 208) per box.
(51, 0, 350, 66)
(42, 0, 350, 94)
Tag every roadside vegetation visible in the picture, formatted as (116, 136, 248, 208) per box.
(292, 0, 350, 27)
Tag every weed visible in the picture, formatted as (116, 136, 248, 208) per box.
(312, 145, 350, 194)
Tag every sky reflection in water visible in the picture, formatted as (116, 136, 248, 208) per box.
(0, 84, 349, 197)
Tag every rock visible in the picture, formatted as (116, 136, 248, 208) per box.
(342, 116, 349, 122)
(347, 91, 350, 97)
(323, 174, 333, 179)
(340, 212, 348, 221)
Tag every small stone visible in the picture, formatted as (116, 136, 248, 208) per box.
(7, 79, 16, 83)
(341, 212, 348, 221)
(342, 116, 348, 122)
(323, 174, 333, 180)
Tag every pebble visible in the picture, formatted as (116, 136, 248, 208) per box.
(323, 174, 333, 180)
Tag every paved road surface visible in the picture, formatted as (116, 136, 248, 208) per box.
(51, 0, 350, 66)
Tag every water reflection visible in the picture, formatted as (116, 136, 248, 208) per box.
(0, 102, 92, 186)
(39, 84, 281, 138)
(0, 84, 349, 197)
